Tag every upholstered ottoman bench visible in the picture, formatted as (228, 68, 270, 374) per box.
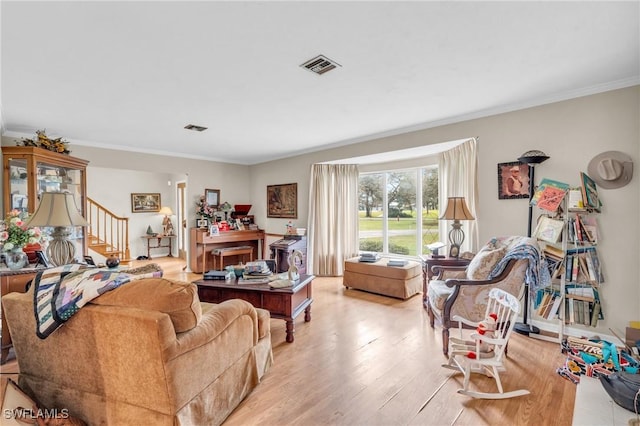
(343, 257, 422, 299)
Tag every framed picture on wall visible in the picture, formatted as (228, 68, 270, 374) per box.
(205, 189, 220, 209)
(497, 162, 530, 200)
(131, 193, 161, 212)
(267, 183, 297, 218)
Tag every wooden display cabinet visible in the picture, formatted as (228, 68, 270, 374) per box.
(2, 146, 89, 258)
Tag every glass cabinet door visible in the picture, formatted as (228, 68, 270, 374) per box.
(7, 158, 29, 213)
(36, 161, 86, 259)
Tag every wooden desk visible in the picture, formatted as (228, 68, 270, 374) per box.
(141, 234, 175, 259)
(189, 228, 266, 273)
(195, 274, 314, 343)
(1, 267, 45, 364)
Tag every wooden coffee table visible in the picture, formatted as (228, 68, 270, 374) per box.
(194, 274, 314, 343)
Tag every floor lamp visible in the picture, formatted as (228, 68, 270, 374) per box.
(514, 150, 549, 336)
(26, 192, 89, 266)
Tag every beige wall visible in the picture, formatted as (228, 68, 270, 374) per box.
(2, 85, 638, 337)
(250, 85, 640, 337)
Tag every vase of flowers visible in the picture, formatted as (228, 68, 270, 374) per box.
(196, 196, 217, 222)
(0, 210, 43, 270)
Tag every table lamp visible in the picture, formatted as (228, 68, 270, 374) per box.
(26, 192, 89, 266)
(439, 197, 475, 258)
(159, 206, 175, 236)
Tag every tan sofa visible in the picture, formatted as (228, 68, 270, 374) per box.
(2, 277, 273, 425)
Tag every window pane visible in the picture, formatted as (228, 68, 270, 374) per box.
(359, 166, 438, 257)
(359, 173, 384, 252)
(422, 167, 440, 250)
(387, 171, 417, 256)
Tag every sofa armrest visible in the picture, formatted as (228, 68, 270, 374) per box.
(168, 299, 258, 360)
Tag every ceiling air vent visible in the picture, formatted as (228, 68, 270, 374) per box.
(184, 124, 208, 132)
(300, 55, 341, 75)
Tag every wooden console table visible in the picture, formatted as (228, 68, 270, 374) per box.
(141, 234, 175, 259)
(189, 228, 266, 273)
(194, 274, 314, 343)
(1, 267, 45, 364)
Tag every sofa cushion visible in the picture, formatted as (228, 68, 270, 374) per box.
(466, 242, 507, 280)
(91, 278, 202, 333)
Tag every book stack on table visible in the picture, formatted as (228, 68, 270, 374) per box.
(238, 262, 273, 284)
(387, 258, 408, 267)
(204, 270, 234, 280)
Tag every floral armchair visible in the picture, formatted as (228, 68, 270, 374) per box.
(426, 236, 544, 356)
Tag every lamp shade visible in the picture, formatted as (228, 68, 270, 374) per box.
(517, 150, 550, 165)
(158, 206, 173, 216)
(439, 197, 475, 221)
(26, 192, 89, 228)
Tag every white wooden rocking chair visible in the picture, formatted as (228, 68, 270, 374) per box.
(441, 288, 530, 399)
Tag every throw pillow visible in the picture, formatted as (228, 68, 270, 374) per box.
(91, 278, 202, 333)
(466, 241, 507, 280)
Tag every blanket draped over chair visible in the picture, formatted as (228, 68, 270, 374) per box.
(34, 264, 162, 339)
(488, 236, 551, 296)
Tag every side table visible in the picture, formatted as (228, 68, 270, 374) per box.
(141, 234, 176, 259)
(420, 255, 470, 310)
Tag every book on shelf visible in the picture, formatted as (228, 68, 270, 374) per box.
(537, 292, 552, 316)
(590, 302, 601, 327)
(566, 247, 603, 283)
(531, 178, 570, 208)
(580, 172, 601, 212)
(547, 295, 563, 320)
(567, 187, 586, 211)
(544, 244, 564, 260)
(537, 186, 568, 212)
(578, 214, 598, 243)
(534, 216, 564, 244)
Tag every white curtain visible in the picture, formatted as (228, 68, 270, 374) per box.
(438, 138, 479, 254)
(307, 164, 360, 276)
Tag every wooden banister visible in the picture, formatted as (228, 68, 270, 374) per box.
(86, 197, 130, 262)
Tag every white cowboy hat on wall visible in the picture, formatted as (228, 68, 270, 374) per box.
(587, 151, 634, 189)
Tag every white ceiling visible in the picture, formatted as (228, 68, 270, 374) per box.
(2, 1, 639, 165)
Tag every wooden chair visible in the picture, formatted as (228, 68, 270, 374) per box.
(441, 288, 530, 399)
(426, 236, 541, 356)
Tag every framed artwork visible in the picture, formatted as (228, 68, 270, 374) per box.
(205, 189, 220, 208)
(267, 183, 297, 218)
(209, 224, 220, 236)
(131, 193, 161, 213)
(197, 218, 209, 228)
(497, 162, 530, 200)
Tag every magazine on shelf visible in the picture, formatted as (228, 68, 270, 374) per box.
(533, 216, 564, 243)
(580, 172, 601, 212)
(530, 178, 570, 208)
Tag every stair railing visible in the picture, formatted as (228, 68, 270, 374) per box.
(86, 197, 130, 262)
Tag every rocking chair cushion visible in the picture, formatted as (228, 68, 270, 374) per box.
(427, 280, 454, 312)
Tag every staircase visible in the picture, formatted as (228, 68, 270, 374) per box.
(87, 197, 131, 264)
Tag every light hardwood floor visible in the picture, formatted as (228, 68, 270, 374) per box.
(1, 257, 576, 425)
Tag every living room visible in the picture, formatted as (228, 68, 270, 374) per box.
(1, 1, 639, 424)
